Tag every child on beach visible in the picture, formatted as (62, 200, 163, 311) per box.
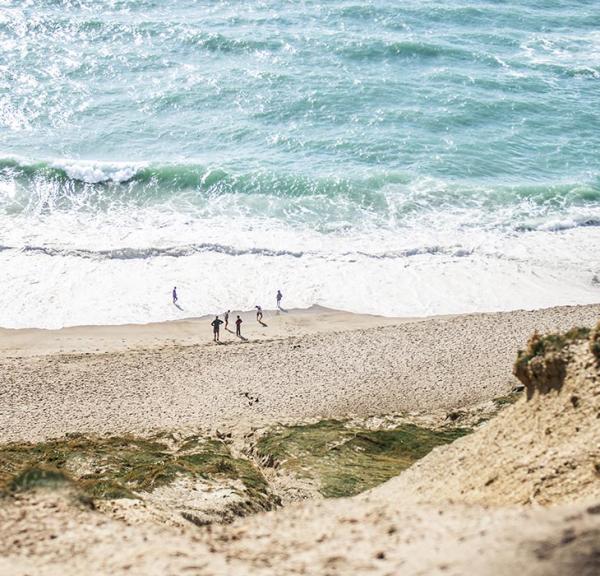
(276, 290, 283, 309)
(172, 286, 178, 304)
(211, 315, 224, 342)
(224, 310, 230, 329)
(235, 315, 243, 337)
(255, 305, 263, 322)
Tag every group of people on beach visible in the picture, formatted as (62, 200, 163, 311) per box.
(171, 287, 284, 342)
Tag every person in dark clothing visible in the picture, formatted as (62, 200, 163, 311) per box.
(255, 305, 263, 322)
(235, 315, 243, 337)
(211, 315, 224, 342)
(172, 286, 178, 304)
(276, 289, 283, 309)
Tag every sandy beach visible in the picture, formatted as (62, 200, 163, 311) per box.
(1, 303, 599, 575)
(4, 3, 600, 573)
(2, 303, 600, 443)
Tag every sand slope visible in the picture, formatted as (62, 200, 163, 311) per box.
(190, 324, 600, 575)
(367, 340, 600, 507)
(2, 304, 600, 442)
(1, 305, 599, 575)
(2, 490, 599, 576)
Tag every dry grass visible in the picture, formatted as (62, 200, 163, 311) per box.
(514, 327, 591, 398)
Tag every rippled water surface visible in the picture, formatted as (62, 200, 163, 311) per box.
(1, 1, 599, 327)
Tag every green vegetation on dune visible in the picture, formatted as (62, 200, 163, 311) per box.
(0, 423, 471, 505)
(255, 421, 470, 498)
(2, 412, 513, 508)
(9, 466, 71, 493)
(514, 326, 593, 398)
(492, 391, 522, 409)
(0, 433, 272, 508)
(590, 322, 600, 360)
(514, 327, 590, 369)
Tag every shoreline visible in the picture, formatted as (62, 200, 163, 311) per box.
(0, 305, 410, 357)
(2, 302, 598, 358)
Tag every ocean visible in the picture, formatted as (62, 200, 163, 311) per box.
(1, 0, 599, 328)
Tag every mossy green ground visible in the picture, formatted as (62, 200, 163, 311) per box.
(590, 322, 600, 360)
(1, 422, 472, 504)
(255, 421, 470, 498)
(0, 433, 270, 506)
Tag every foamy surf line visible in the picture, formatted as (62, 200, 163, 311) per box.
(2, 156, 600, 328)
(1, 236, 599, 329)
(0, 243, 479, 260)
(52, 160, 145, 184)
(0, 157, 146, 184)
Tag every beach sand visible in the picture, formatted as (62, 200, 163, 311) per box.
(1, 303, 599, 443)
(1, 303, 600, 575)
(0, 306, 407, 357)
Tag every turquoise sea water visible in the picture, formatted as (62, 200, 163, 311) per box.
(1, 0, 599, 327)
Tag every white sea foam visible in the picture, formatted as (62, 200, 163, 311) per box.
(0, 205, 599, 329)
(51, 160, 145, 184)
(1, 157, 599, 329)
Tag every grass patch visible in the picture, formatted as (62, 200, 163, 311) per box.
(515, 327, 590, 372)
(492, 391, 522, 409)
(9, 466, 70, 492)
(514, 327, 591, 398)
(255, 420, 470, 498)
(0, 433, 271, 507)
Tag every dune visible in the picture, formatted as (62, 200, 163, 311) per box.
(0, 304, 599, 575)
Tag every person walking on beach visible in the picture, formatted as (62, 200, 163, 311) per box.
(211, 315, 224, 342)
(224, 310, 230, 329)
(235, 315, 243, 337)
(276, 289, 283, 309)
(255, 305, 263, 322)
(172, 286, 178, 305)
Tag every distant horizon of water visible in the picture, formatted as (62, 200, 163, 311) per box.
(1, 0, 599, 328)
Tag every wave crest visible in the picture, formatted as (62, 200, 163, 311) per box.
(338, 39, 470, 61)
(1, 157, 599, 235)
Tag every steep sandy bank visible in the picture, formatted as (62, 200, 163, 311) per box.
(188, 326, 600, 575)
(367, 331, 600, 507)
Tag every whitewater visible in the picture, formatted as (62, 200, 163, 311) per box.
(1, 0, 599, 328)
